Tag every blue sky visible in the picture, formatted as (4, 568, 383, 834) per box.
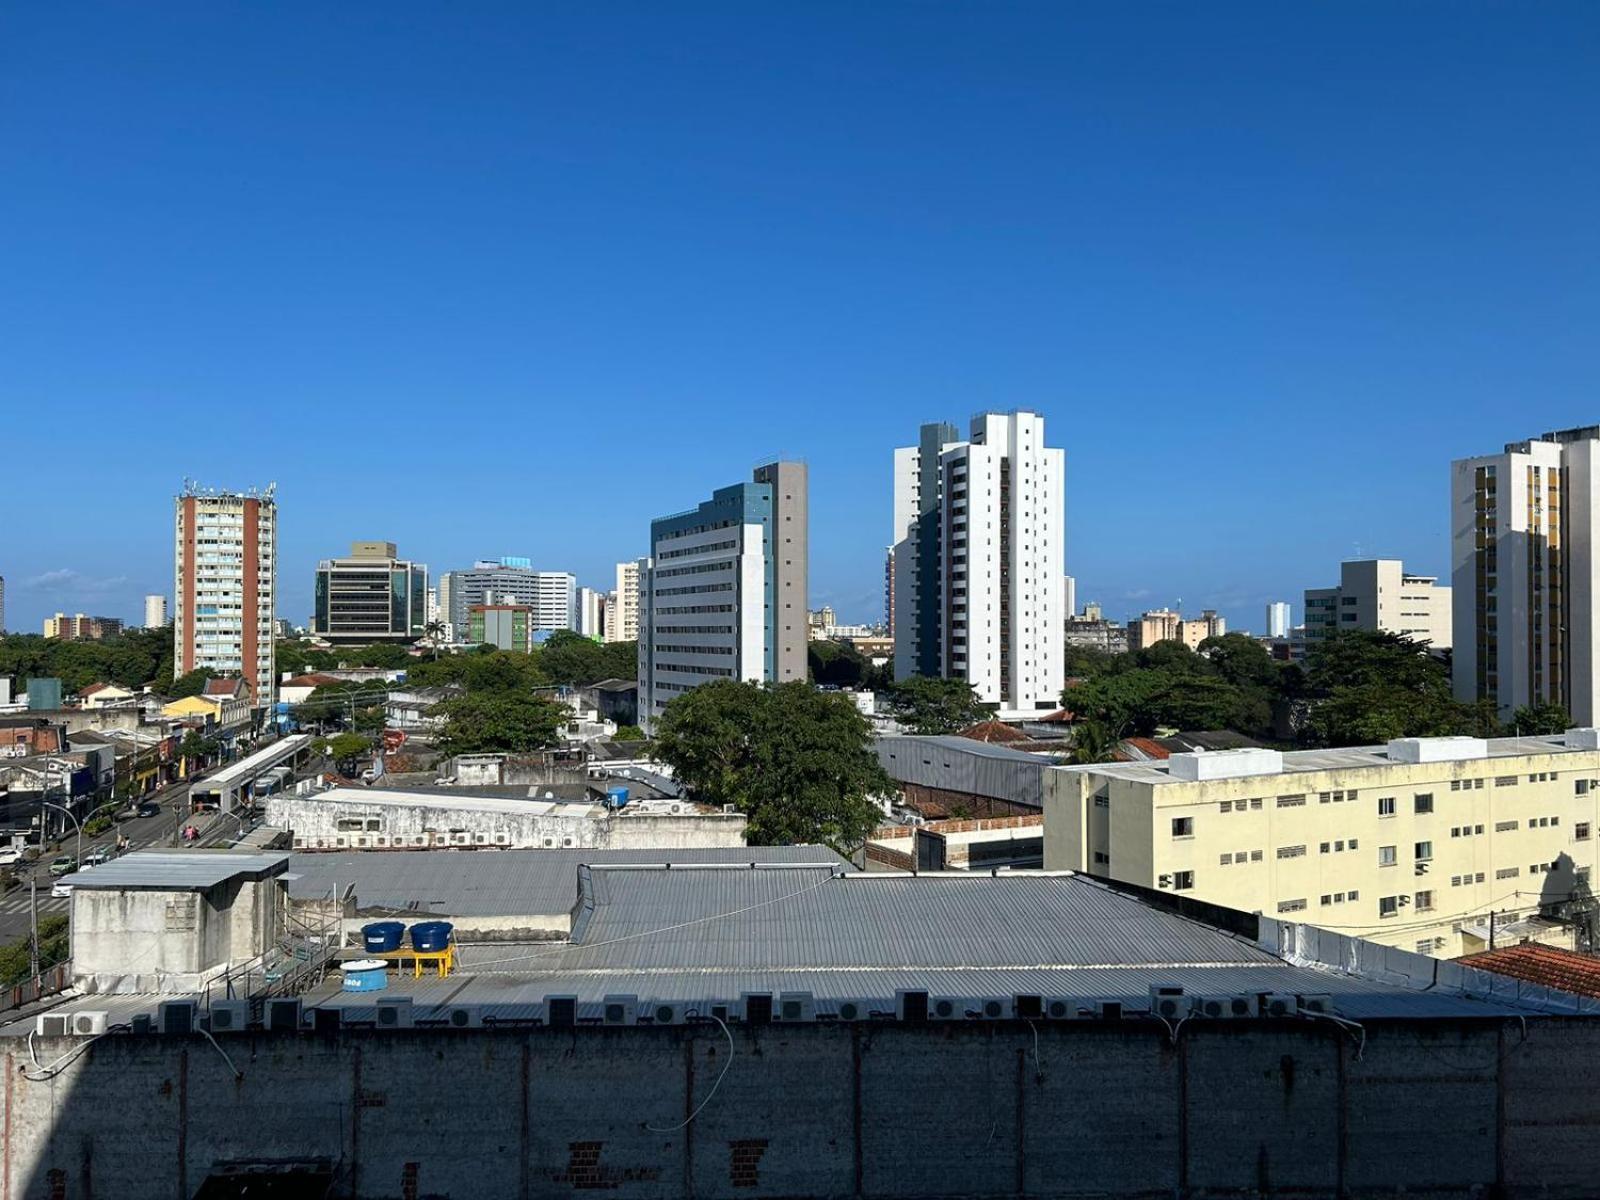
(3, 3, 1598, 633)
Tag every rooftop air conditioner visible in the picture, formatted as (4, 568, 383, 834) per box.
(648, 1002, 688, 1025)
(1297, 993, 1334, 1015)
(1013, 994, 1045, 1020)
(35, 1014, 70, 1038)
(1258, 992, 1295, 1018)
(208, 1000, 251, 1033)
(70, 1011, 109, 1036)
(1044, 997, 1084, 1020)
(828, 999, 872, 1022)
(545, 995, 578, 1028)
(445, 1006, 482, 1029)
(1148, 986, 1186, 1019)
(896, 990, 930, 1023)
(160, 1000, 198, 1035)
(376, 997, 414, 1029)
(265, 998, 302, 1032)
(777, 992, 816, 1022)
(1192, 995, 1254, 1019)
(602, 995, 638, 1026)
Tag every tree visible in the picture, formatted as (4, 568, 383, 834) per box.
(435, 691, 567, 757)
(809, 641, 872, 688)
(1509, 702, 1572, 736)
(653, 680, 890, 852)
(1068, 719, 1118, 765)
(1299, 630, 1476, 747)
(885, 676, 993, 734)
(178, 731, 220, 764)
(169, 668, 218, 699)
(538, 631, 637, 687)
(328, 733, 372, 774)
(423, 620, 447, 659)
(613, 725, 647, 742)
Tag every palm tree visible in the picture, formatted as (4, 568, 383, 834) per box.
(423, 620, 446, 660)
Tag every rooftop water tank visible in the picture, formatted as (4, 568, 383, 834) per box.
(409, 921, 453, 952)
(362, 921, 406, 954)
(341, 960, 389, 992)
(607, 786, 629, 808)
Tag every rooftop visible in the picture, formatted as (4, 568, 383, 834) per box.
(65, 851, 291, 892)
(295, 786, 605, 818)
(205, 733, 313, 787)
(1457, 943, 1600, 999)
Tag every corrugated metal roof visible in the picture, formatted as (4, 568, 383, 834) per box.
(559, 869, 1273, 972)
(67, 851, 291, 891)
(205, 734, 313, 787)
(307, 787, 603, 817)
(287, 846, 851, 917)
(874, 735, 1055, 806)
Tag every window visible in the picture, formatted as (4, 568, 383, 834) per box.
(1416, 940, 1435, 955)
(1496, 866, 1519, 879)
(1219, 853, 1232, 866)
(1379, 896, 1399, 918)
(1414, 890, 1434, 912)
(1219, 801, 1232, 813)
(1171, 817, 1194, 838)
(1320, 842, 1331, 854)
(1578, 779, 1589, 796)
(1092, 851, 1110, 865)
(1349, 890, 1359, 900)
(1495, 775, 1518, 787)
(1379, 845, 1397, 867)
(1578, 822, 1592, 841)
(1495, 820, 1518, 832)
(1277, 844, 1306, 859)
(1320, 894, 1332, 906)
(1250, 850, 1263, 862)
(1171, 871, 1194, 891)
(1414, 793, 1434, 814)
(1378, 796, 1396, 817)
(1349, 838, 1359, 850)
(1276, 794, 1306, 808)
(1250, 798, 1263, 810)
(1415, 841, 1433, 861)
(1277, 898, 1307, 913)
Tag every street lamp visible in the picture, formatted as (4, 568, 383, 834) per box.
(39, 798, 123, 868)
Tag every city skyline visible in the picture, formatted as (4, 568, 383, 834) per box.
(4, 6, 1598, 634)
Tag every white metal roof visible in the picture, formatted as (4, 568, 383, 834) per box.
(66, 851, 291, 891)
(203, 734, 313, 787)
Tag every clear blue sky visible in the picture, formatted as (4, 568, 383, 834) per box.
(3, 3, 1598, 634)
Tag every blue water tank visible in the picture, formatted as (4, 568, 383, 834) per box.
(607, 786, 629, 808)
(409, 921, 453, 952)
(362, 922, 406, 953)
(341, 960, 389, 992)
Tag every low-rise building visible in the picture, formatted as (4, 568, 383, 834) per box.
(42, 612, 123, 640)
(875, 733, 1058, 817)
(469, 603, 534, 652)
(77, 682, 137, 709)
(1063, 615, 1129, 656)
(865, 813, 1044, 872)
(1046, 730, 1600, 958)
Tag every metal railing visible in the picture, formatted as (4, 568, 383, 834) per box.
(0, 961, 71, 1016)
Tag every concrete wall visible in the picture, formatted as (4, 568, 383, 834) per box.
(7, 1018, 1600, 1199)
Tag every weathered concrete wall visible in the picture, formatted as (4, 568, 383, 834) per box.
(6, 1018, 1600, 1199)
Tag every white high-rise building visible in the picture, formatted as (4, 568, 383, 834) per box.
(892, 411, 1065, 716)
(1453, 426, 1600, 724)
(173, 483, 277, 703)
(577, 587, 606, 639)
(144, 594, 169, 628)
(437, 561, 577, 634)
(1266, 601, 1291, 639)
(606, 561, 641, 642)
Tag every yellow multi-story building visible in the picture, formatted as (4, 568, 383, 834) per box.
(1045, 732, 1600, 958)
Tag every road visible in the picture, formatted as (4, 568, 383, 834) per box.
(0, 776, 267, 945)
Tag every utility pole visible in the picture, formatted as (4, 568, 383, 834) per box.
(28, 875, 39, 980)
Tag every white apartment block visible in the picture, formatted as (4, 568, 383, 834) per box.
(144, 594, 168, 629)
(892, 411, 1065, 716)
(1453, 428, 1600, 725)
(173, 485, 277, 703)
(439, 562, 577, 634)
(1047, 732, 1600, 959)
(1267, 601, 1291, 639)
(577, 587, 606, 639)
(606, 560, 641, 643)
(1304, 559, 1451, 650)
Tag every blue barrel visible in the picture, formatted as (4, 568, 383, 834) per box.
(409, 921, 453, 952)
(362, 921, 406, 953)
(607, 786, 629, 808)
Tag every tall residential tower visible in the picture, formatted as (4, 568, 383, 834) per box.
(638, 461, 808, 731)
(892, 411, 1065, 715)
(1452, 427, 1600, 723)
(174, 483, 277, 703)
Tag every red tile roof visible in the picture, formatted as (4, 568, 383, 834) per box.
(78, 683, 112, 697)
(285, 673, 346, 687)
(956, 720, 1029, 744)
(203, 678, 246, 697)
(1458, 943, 1600, 999)
(1121, 737, 1171, 760)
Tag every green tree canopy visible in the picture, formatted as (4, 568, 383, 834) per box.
(653, 680, 890, 852)
(538, 631, 637, 687)
(435, 691, 568, 757)
(885, 675, 993, 734)
(0, 627, 175, 695)
(1299, 630, 1487, 747)
(327, 732, 372, 771)
(169, 668, 218, 699)
(1509, 702, 1572, 736)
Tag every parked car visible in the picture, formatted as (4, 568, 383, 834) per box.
(136, 802, 161, 818)
(51, 877, 75, 899)
(83, 847, 115, 868)
(47, 855, 77, 877)
(0, 847, 23, 868)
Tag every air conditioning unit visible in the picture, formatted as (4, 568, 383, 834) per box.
(1013, 994, 1045, 1020)
(265, 998, 302, 1032)
(742, 993, 774, 1025)
(776, 992, 815, 1022)
(896, 990, 930, 1022)
(445, 1006, 482, 1029)
(160, 1000, 198, 1035)
(1157, 874, 1173, 888)
(35, 1013, 70, 1038)
(1091, 1000, 1125, 1020)
(1415, 863, 1430, 876)
(209, 1000, 251, 1033)
(376, 998, 414, 1029)
(602, 995, 638, 1026)
(1044, 997, 1083, 1020)
(1192, 995, 1254, 1019)
(1296, 993, 1334, 1015)
(70, 1011, 109, 1036)
(545, 995, 578, 1028)
(648, 1002, 688, 1025)
(828, 999, 871, 1022)
(1148, 986, 1186, 1019)
(1258, 992, 1295, 1018)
